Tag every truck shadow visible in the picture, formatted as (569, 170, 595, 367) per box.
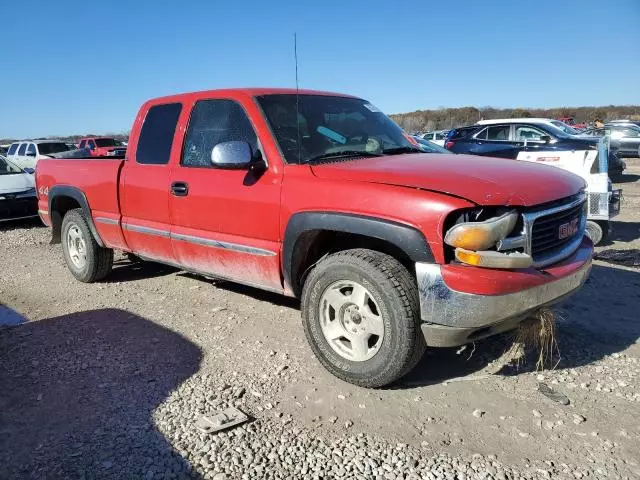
(400, 263, 640, 387)
(602, 220, 640, 244)
(0, 308, 202, 479)
(612, 173, 640, 184)
(106, 258, 178, 283)
(0, 217, 45, 232)
(176, 272, 299, 309)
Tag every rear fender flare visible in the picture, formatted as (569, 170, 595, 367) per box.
(48, 185, 105, 247)
(283, 212, 434, 293)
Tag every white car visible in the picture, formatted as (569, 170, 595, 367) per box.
(6, 140, 70, 169)
(421, 130, 448, 146)
(477, 117, 586, 136)
(0, 155, 38, 223)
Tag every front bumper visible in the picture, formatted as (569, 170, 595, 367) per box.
(416, 237, 592, 347)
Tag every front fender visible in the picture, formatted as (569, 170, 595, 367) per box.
(282, 211, 434, 291)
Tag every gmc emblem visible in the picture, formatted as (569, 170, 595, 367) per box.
(559, 218, 579, 240)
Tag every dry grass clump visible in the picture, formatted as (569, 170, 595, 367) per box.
(501, 308, 561, 371)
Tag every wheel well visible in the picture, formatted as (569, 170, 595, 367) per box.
(50, 196, 82, 244)
(289, 230, 415, 296)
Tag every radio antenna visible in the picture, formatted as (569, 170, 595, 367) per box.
(294, 32, 302, 163)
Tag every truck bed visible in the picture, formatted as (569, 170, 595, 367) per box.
(36, 157, 124, 228)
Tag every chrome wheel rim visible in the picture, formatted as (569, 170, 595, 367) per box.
(319, 280, 384, 362)
(67, 225, 87, 269)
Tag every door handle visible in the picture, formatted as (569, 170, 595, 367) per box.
(171, 181, 189, 196)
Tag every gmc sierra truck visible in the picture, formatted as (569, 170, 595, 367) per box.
(77, 137, 127, 157)
(35, 88, 593, 387)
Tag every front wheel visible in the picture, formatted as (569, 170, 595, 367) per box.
(301, 249, 425, 388)
(586, 220, 606, 246)
(61, 209, 113, 282)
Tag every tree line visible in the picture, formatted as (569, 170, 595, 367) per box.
(390, 105, 640, 133)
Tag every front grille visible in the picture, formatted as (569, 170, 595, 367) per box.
(0, 196, 38, 221)
(530, 202, 584, 256)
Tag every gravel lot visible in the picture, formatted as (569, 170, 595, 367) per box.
(1, 160, 639, 479)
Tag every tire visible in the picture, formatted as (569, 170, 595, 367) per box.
(61, 209, 113, 282)
(586, 220, 604, 246)
(301, 248, 425, 388)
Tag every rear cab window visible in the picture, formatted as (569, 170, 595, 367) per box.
(7, 143, 18, 155)
(38, 142, 70, 155)
(95, 138, 121, 147)
(136, 103, 183, 165)
(17, 143, 27, 155)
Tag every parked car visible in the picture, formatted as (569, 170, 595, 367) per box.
(445, 119, 622, 244)
(0, 155, 38, 223)
(36, 88, 592, 388)
(607, 119, 640, 128)
(77, 137, 127, 157)
(420, 130, 449, 146)
(413, 136, 450, 153)
(6, 140, 70, 169)
(446, 119, 625, 175)
(557, 116, 587, 130)
(584, 125, 640, 158)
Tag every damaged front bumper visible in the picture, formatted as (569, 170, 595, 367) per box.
(415, 238, 593, 347)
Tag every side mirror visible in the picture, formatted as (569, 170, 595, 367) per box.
(211, 141, 252, 169)
(540, 135, 551, 143)
(23, 167, 35, 174)
(26, 151, 36, 157)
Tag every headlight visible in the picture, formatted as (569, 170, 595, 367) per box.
(445, 210, 532, 269)
(455, 248, 533, 269)
(444, 211, 519, 250)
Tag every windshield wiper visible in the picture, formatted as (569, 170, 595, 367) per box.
(382, 146, 423, 155)
(305, 150, 383, 164)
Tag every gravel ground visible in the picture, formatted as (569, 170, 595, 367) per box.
(1, 160, 639, 479)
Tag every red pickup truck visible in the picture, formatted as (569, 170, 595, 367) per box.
(36, 88, 592, 387)
(77, 137, 127, 157)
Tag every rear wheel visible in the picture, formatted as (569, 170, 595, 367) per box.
(301, 249, 425, 388)
(61, 209, 113, 282)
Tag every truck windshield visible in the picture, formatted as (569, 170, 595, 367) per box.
(95, 138, 122, 147)
(38, 143, 70, 155)
(0, 156, 23, 175)
(256, 94, 415, 164)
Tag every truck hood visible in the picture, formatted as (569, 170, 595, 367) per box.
(0, 173, 35, 194)
(310, 153, 585, 206)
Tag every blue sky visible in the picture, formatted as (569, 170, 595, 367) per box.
(2, 0, 639, 139)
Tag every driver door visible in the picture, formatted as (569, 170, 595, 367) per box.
(169, 97, 283, 291)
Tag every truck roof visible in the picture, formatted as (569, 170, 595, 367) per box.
(148, 87, 359, 104)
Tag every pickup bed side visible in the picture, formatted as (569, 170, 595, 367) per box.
(38, 158, 124, 247)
